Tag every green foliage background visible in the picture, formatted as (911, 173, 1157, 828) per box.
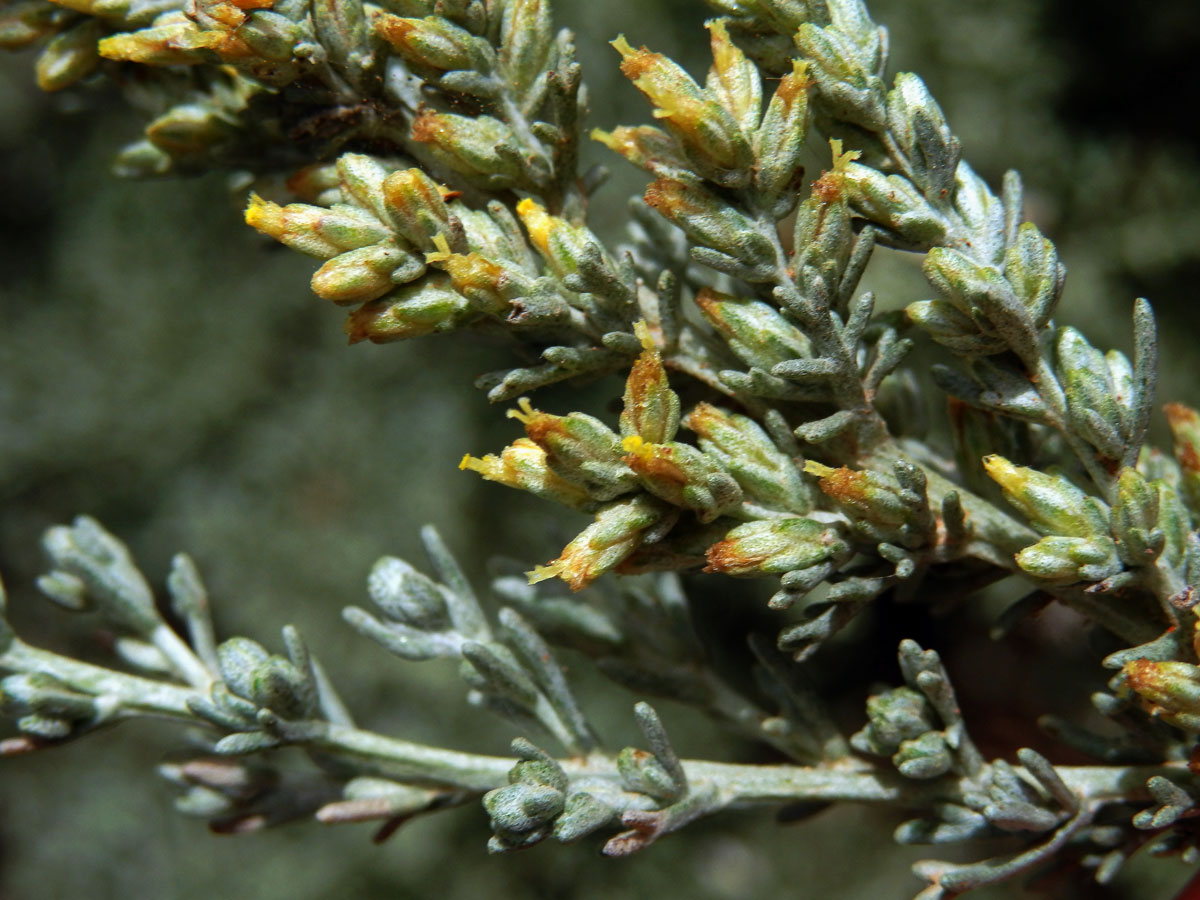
(1, 0, 1198, 896)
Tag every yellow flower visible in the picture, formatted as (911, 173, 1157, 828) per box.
(459, 439, 591, 509)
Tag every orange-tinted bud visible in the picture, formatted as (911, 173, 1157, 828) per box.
(612, 34, 751, 185)
(623, 435, 742, 522)
(705, 517, 846, 577)
(590, 126, 691, 180)
(381, 168, 453, 250)
(1165, 402, 1200, 514)
(1123, 659, 1200, 732)
(619, 322, 680, 444)
(527, 495, 668, 590)
(425, 235, 515, 315)
(507, 398, 637, 501)
(375, 13, 491, 74)
(804, 461, 907, 527)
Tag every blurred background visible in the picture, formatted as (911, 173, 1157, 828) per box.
(1, 0, 1199, 897)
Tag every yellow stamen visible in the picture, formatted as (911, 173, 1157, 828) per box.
(633, 319, 656, 352)
(506, 396, 538, 425)
(526, 561, 563, 584)
(425, 233, 452, 264)
(610, 34, 636, 60)
(829, 138, 861, 173)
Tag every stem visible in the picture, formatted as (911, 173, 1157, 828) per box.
(0, 639, 197, 720)
(149, 624, 214, 690)
(307, 719, 1176, 811)
(0, 633, 1174, 823)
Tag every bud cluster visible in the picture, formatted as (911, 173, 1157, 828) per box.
(984, 454, 1192, 591)
(246, 154, 558, 342)
(464, 324, 838, 589)
(594, 21, 812, 280)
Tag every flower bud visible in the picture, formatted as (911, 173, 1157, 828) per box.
(841, 162, 947, 249)
(1154, 480, 1189, 571)
(982, 455, 1110, 538)
(619, 322, 680, 445)
(1004, 221, 1064, 327)
(905, 299, 1006, 355)
(1110, 467, 1164, 567)
(794, 23, 886, 132)
(460, 438, 593, 510)
(411, 110, 527, 187)
(616, 746, 678, 801)
(286, 163, 341, 205)
(112, 139, 171, 178)
(0, 0, 61, 49)
(336, 154, 394, 225)
(850, 686, 934, 755)
(644, 177, 774, 269)
(216, 637, 315, 720)
(554, 792, 617, 843)
(42, 516, 159, 633)
(693, 288, 811, 371)
(923, 246, 1034, 356)
(381, 168, 453, 250)
(498, 0, 553, 98)
(508, 398, 638, 501)
(425, 235, 520, 315)
(705, 20, 761, 134)
(1015, 535, 1122, 585)
(885, 72, 959, 199)
(0, 673, 98, 722)
(528, 495, 669, 590)
(792, 140, 859, 299)
(310, 0, 367, 75)
(35, 19, 100, 91)
(483, 750, 567, 851)
(686, 402, 812, 512)
(892, 731, 953, 780)
(704, 517, 846, 576)
(612, 34, 752, 187)
(376, 13, 492, 73)
(590, 125, 692, 180)
(1165, 402, 1200, 515)
(344, 275, 472, 342)
(622, 436, 743, 522)
(804, 461, 909, 528)
(98, 16, 206, 65)
(1122, 659, 1200, 732)
(1056, 327, 1130, 462)
(245, 194, 391, 259)
(455, 203, 537, 268)
(753, 57, 810, 209)
(515, 198, 608, 280)
(237, 10, 301, 64)
(366, 556, 449, 629)
(145, 102, 233, 157)
(311, 243, 414, 305)
(216, 637, 269, 702)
